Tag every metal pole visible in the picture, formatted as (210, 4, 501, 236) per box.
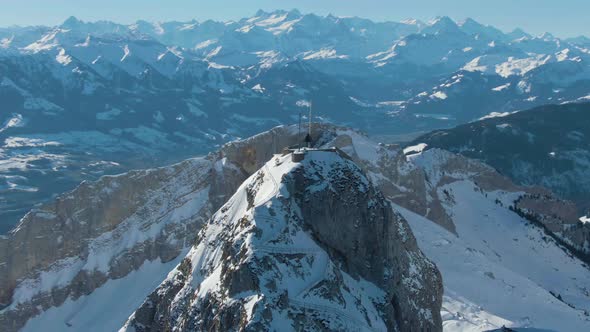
(298, 112, 302, 149)
(308, 100, 312, 135)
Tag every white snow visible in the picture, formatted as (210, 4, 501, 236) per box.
(0, 35, 13, 48)
(404, 143, 428, 155)
(195, 39, 217, 50)
(431, 91, 448, 100)
(4, 137, 61, 148)
(266, 19, 300, 35)
(7, 158, 212, 307)
(206, 45, 222, 59)
(462, 57, 489, 73)
(335, 129, 381, 164)
(492, 83, 511, 92)
(255, 13, 288, 27)
(22, 256, 185, 332)
(0, 114, 25, 133)
(120, 45, 130, 62)
(251, 83, 265, 92)
(302, 48, 348, 60)
(142, 151, 387, 332)
(395, 180, 590, 332)
(479, 111, 512, 120)
(495, 55, 552, 78)
(580, 216, 590, 224)
(23, 29, 62, 52)
(55, 48, 72, 66)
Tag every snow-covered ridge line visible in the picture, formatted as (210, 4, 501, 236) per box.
(0, 124, 342, 331)
(2, 122, 590, 331)
(122, 147, 442, 331)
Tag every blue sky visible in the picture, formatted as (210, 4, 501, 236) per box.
(2, 0, 588, 37)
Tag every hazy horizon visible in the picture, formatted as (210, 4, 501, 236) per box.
(1, 0, 588, 38)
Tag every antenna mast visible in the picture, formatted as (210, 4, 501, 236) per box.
(308, 100, 312, 135)
(298, 112, 302, 148)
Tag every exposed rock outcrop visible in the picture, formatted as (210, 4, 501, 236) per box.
(0, 125, 338, 331)
(325, 132, 590, 258)
(3, 123, 587, 331)
(122, 150, 443, 332)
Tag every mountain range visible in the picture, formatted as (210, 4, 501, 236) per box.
(414, 102, 590, 214)
(1, 124, 589, 331)
(1, 10, 590, 231)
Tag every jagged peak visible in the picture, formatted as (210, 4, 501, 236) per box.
(61, 16, 83, 27)
(428, 15, 458, 27)
(254, 8, 301, 19)
(459, 17, 481, 27)
(401, 18, 424, 26)
(508, 27, 531, 38)
(120, 141, 442, 332)
(422, 16, 462, 35)
(538, 31, 556, 40)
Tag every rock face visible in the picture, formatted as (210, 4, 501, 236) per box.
(388, 147, 590, 260)
(122, 150, 442, 332)
(3, 123, 589, 331)
(0, 125, 337, 332)
(514, 194, 590, 260)
(0, 157, 218, 331)
(321, 131, 590, 330)
(327, 131, 590, 259)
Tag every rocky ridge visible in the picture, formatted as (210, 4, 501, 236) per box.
(0, 125, 333, 331)
(122, 150, 442, 331)
(1, 124, 589, 331)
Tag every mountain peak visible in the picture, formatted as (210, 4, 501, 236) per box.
(61, 16, 83, 28)
(507, 27, 531, 40)
(539, 31, 555, 40)
(254, 8, 301, 18)
(429, 16, 457, 26)
(460, 17, 481, 27)
(422, 16, 461, 35)
(120, 147, 443, 331)
(287, 8, 301, 16)
(401, 18, 424, 26)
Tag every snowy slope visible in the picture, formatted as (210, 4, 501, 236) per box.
(414, 102, 590, 212)
(2, 11, 590, 233)
(22, 256, 185, 332)
(2, 124, 590, 331)
(398, 186, 590, 332)
(121, 149, 443, 331)
(319, 129, 590, 331)
(0, 125, 370, 331)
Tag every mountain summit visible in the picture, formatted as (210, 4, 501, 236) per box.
(122, 149, 443, 331)
(2, 125, 590, 331)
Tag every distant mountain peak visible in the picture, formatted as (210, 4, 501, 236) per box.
(422, 16, 461, 35)
(429, 15, 457, 26)
(120, 147, 443, 332)
(460, 17, 480, 26)
(507, 27, 531, 40)
(61, 16, 83, 27)
(254, 8, 301, 18)
(539, 31, 556, 40)
(401, 18, 424, 26)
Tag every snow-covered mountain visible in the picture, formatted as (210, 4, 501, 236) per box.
(122, 148, 442, 332)
(1, 125, 444, 331)
(413, 101, 590, 213)
(1, 10, 590, 233)
(2, 124, 589, 331)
